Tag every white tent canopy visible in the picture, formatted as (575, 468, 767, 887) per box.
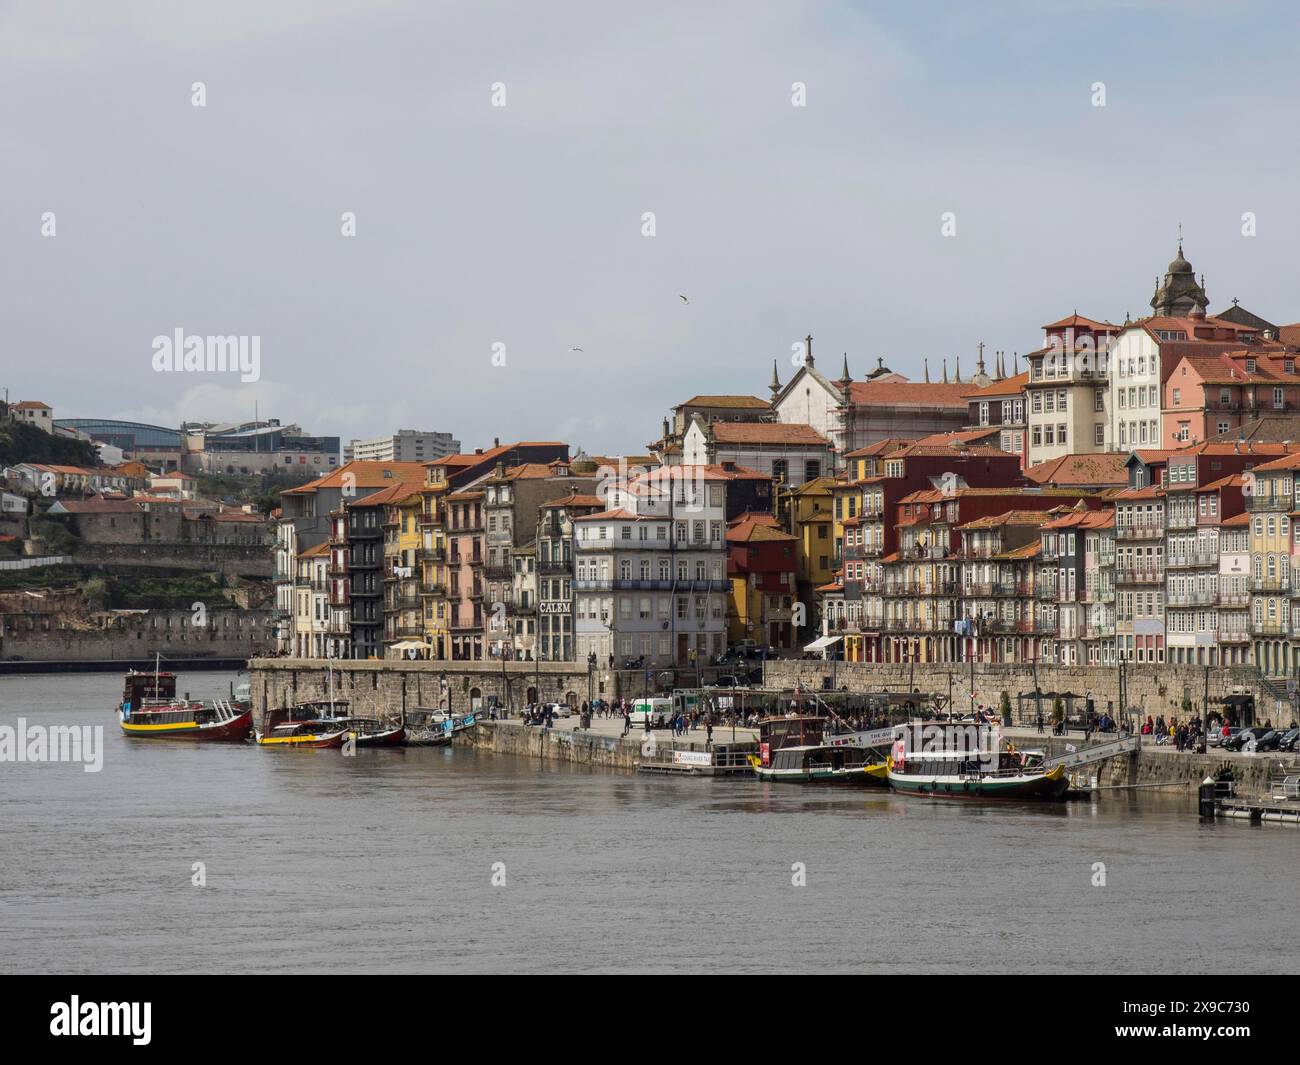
(803, 635, 843, 653)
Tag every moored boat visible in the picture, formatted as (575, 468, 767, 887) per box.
(256, 701, 351, 748)
(118, 668, 253, 741)
(886, 722, 1067, 801)
(751, 714, 889, 785)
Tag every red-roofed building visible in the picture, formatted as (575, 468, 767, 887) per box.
(682, 419, 833, 487)
(1025, 313, 1120, 468)
(726, 516, 798, 650)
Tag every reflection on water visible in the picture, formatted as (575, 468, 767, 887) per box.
(1, 671, 1297, 974)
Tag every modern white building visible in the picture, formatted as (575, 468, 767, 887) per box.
(345, 430, 460, 464)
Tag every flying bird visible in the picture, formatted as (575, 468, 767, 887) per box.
(568, 346, 584, 352)
(678, 294, 690, 304)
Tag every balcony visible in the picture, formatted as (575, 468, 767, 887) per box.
(389, 594, 420, 611)
(1251, 577, 1290, 594)
(1219, 628, 1250, 643)
(1115, 522, 1165, 541)
(1035, 581, 1056, 599)
(1167, 589, 1217, 607)
(1220, 592, 1250, 607)
(418, 546, 445, 563)
(1245, 493, 1290, 513)
(539, 558, 571, 575)
(1083, 623, 1116, 639)
(1250, 620, 1289, 636)
(1166, 551, 1218, 569)
(484, 563, 512, 580)
(420, 582, 447, 598)
(1115, 565, 1162, 584)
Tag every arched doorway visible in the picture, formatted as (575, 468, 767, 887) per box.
(526, 686, 537, 705)
(469, 686, 482, 710)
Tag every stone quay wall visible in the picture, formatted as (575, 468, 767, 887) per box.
(761, 660, 1295, 727)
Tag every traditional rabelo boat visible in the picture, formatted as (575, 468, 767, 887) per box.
(256, 699, 405, 748)
(118, 667, 253, 741)
(750, 714, 888, 785)
(886, 722, 1067, 801)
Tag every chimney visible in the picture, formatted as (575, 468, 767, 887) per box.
(494, 437, 500, 448)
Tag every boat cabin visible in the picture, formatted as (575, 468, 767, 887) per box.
(122, 671, 177, 709)
(759, 715, 825, 751)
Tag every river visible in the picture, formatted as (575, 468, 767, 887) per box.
(2, 670, 1296, 974)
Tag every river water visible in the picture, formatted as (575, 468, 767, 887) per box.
(2, 670, 1297, 974)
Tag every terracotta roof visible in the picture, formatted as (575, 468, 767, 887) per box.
(350, 481, 424, 507)
(50, 499, 140, 514)
(1279, 323, 1300, 347)
(574, 508, 653, 522)
(883, 443, 1008, 459)
(282, 461, 429, 494)
(848, 380, 970, 409)
(675, 395, 771, 410)
(958, 510, 1058, 531)
(298, 541, 331, 559)
(844, 438, 914, 458)
(708, 422, 830, 446)
(542, 492, 605, 509)
(960, 372, 1029, 399)
(997, 541, 1044, 560)
(726, 520, 796, 544)
(1042, 313, 1120, 332)
(1041, 508, 1113, 530)
(912, 428, 1002, 447)
(1023, 453, 1128, 486)
(11, 400, 51, 409)
(1113, 486, 1164, 500)
(1246, 451, 1300, 473)
(1196, 474, 1248, 492)
(1221, 512, 1250, 527)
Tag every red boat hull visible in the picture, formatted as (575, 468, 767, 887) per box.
(120, 707, 254, 741)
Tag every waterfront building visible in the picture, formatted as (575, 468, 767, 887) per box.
(725, 513, 798, 651)
(381, 485, 425, 655)
(273, 460, 428, 653)
(1218, 511, 1252, 663)
(1113, 486, 1166, 663)
(956, 510, 1055, 665)
(293, 542, 333, 659)
(446, 487, 485, 661)
(1240, 450, 1300, 675)
(482, 459, 599, 660)
(575, 466, 730, 668)
(535, 492, 603, 662)
(1041, 507, 1115, 666)
(1163, 351, 1300, 447)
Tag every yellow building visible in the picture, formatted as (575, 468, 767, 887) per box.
(783, 476, 837, 590)
(1243, 451, 1300, 675)
(383, 486, 426, 655)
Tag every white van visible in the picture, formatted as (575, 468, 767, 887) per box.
(628, 697, 671, 727)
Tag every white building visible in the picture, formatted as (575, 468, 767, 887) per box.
(574, 466, 729, 668)
(345, 430, 459, 464)
(680, 419, 832, 487)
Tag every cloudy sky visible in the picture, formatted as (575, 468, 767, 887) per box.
(4, 0, 1298, 455)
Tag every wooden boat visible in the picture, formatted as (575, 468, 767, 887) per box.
(751, 715, 888, 785)
(255, 701, 351, 748)
(256, 699, 405, 748)
(118, 667, 253, 741)
(886, 723, 1067, 801)
(404, 707, 479, 746)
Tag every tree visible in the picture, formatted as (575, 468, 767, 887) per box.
(999, 690, 1012, 726)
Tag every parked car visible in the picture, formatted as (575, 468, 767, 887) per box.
(548, 702, 572, 719)
(1208, 727, 1241, 749)
(729, 640, 758, 658)
(714, 675, 744, 688)
(1277, 727, 1300, 752)
(1223, 726, 1273, 752)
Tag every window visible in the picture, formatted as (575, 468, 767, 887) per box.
(1094, 424, 1105, 446)
(805, 460, 821, 481)
(1094, 390, 1105, 412)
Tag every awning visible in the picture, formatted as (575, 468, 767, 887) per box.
(389, 641, 428, 652)
(803, 635, 844, 652)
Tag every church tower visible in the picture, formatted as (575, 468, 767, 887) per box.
(1150, 237, 1209, 317)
